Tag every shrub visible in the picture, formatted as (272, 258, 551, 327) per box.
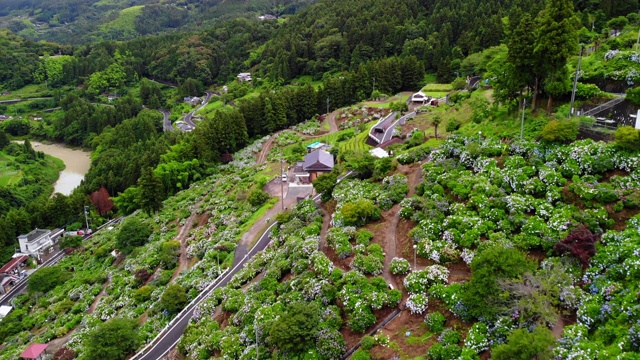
(390, 257, 411, 275)
(388, 289, 402, 307)
(575, 83, 604, 99)
(425, 312, 447, 333)
(361, 335, 376, 350)
(439, 328, 461, 346)
(554, 225, 598, 268)
(351, 349, 371, 360)
(446, 119, 461, 132)
(406, 293, 429, 314)
(614, 126, 640, 150)
(116, 217, 152, 253)
(356, 230, 374, 246)
(134, 285, 154, 303)
(247, 188, 270, 207)
(339, 199, 381, 227)
(540, 119, 578, 143)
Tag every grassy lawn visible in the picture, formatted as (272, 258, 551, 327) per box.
(421, 83, 453, 92)
(0, 153, 22, 186)
(198, 99, 225, 116)
(361, 93, 412, 108)
(422, 91, 449, 99)
(238, 197, 279, 236)
(0, 84, 50, 100)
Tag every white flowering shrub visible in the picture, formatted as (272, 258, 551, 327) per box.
(464, 322, 489, 353)
(390, 257, 411, 275)
(406, 294, 429, 314)
(403, 265, 449, 294)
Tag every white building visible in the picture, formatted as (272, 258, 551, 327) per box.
(237, 73, 252, 82)
(18, 229, 54, 260)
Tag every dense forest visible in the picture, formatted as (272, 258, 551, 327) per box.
(0, 0, 316, 43)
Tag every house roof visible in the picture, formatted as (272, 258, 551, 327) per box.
(303, 150, 334, 171)
(20, 343, 48, 359)
(0, 255, 28, 274)
(0, 305, 12, 318)
(19, 229, 50, 242)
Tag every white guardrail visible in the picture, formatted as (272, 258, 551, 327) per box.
(131, 221, 280, 359)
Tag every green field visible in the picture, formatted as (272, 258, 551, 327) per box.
(339, 122, 375, 152)
(361, 93, 412, 108)
(99, 6, 143, 35)
(0, 153, 22, 186)
(0, 84, 50, 100)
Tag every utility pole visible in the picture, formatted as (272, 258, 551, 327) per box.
(326, 96, 330, 115)
(372, 77, 376, 94)
(84, 206, 90, 232)
(280, 156, 284, 211)
(569, 44, 583, 118)
(520, 99, 526, 139)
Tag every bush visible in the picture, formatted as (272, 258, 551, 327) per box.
(439, 328, 461, 346)
(247, 188, 270, 207)
(133, 285, 155, 303)
(339, 199, 381, 227)
(361, 335, 376, 350)
(575, 83, 604, 99)
(446, 119, 461, 132)
(389, 257, 411, 275)
(540, 119, 578, 143)
(356, 230, 374, 246)
(425, 312, 447, 333)
(614, 126, 640, 150)
(351, 349, 371, 360)
(116, 217, 152, 253)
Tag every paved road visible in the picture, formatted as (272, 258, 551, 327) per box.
(160, 109, 173, 132)
(183, 91, 215, 129)
(132, 222, 276, 360)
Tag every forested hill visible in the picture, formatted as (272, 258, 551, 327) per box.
(0, 0, 316, 44)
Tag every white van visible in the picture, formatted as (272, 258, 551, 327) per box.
(281, 173, 288, 182)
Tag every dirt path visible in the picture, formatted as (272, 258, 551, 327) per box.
(381, 164, 423, 289)
(318, 206, 332, 252)
(170, 206, 201, 283)
(327, 109, 339, 133)
(87, 277, 111, 314)
(552, 315, 565, 338)
(256, 131, 280, 165)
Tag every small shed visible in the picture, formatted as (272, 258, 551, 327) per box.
(20, 343, 48, 360)
(306, 142, 327, 153)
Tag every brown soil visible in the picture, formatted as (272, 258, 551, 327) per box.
(256, 131, 280, 165)
(87, 277, 111, 314)
(608, 207, 640, 232)
(170, 205, 201, 283)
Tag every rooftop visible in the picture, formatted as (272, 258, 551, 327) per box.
(19, 229, 50, 243)
(20, 343, 48, 359)
(0, 255, 28, 274)
(303, 149, 334, 170)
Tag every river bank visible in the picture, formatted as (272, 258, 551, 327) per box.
(14, 141, 92, 195)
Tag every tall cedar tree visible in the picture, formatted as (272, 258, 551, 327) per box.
(533, 0, 579, 113)
(507, 12, 536, 107)
(137, 167, 165, 216)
